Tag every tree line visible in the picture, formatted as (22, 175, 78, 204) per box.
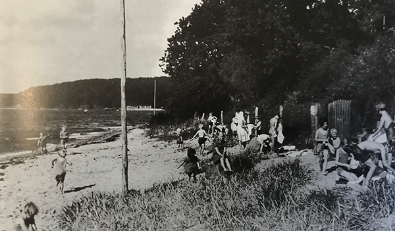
(160, 0, 395, 140)
(0, 77, 171, 109)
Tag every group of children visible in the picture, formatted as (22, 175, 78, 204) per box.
(179, 109, 282, 180)
(11, 125, 72, 230)
(315, 102, 395, 189)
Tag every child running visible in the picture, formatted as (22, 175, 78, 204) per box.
(192, 124, 209, 155)
(11, 202, 39, 231)
(52, 149, 72, 194)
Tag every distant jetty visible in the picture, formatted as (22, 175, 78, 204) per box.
(126, 106, 165, 112)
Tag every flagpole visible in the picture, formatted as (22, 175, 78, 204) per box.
(121, 0, 128, 194)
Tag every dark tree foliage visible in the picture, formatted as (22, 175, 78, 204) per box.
(160, 0, 395, 142)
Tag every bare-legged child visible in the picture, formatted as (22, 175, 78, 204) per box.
(192, 124, 208, 155)
(59, 125, 70, 149)
(212, 127, 232, 172)
(52, 149, 72, 194)
(11, 202, 39, 231)
(315, 119, 329, 174)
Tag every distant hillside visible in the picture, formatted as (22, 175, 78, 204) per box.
(0, 77, 172, 109)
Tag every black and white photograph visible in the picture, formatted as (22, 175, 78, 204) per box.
(1, 0, 395, 230)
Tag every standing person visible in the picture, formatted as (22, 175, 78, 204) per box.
(59, 125, 70, 149)
(192, 124, 209, 155)
(254, 117, 263, 135)
(268, 115, 279, 154)
(11, 202, 39, 231)
(52, 149, 72, 194)
(176, 128, 184, 150)
(235, 108, 245, 126)
(343, 140, 395, 189)
(315, 119, 329, 174)
(37, 132, 47, 154)
(372, 102, 395, 161)
(207, 112, 214, 135)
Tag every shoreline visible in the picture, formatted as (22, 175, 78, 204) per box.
(0, 125, 140, 164)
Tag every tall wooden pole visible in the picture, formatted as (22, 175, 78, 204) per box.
(154, 79, 156, 115)
(121, 0, 128, 194)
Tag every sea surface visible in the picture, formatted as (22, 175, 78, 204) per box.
(0, 108, 154, 155)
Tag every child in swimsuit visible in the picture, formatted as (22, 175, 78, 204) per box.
(59, 125, 70, 149)
(52, 149, 72, 194)
(315, 119, 329, 174)
(192, 124, 208, 155)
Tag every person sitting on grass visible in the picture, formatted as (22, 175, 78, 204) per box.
(314, 119, 329, 175)
(331, 138, 364, 184)
(176, 128, 184, 150)
(52, 149, 72, 194)
(11, 202, 39, 231)
(178, 148, 204, 181)
(192, 123, 209, 155)
(343, 140, 395, 189)
(212, 127, 233, 173)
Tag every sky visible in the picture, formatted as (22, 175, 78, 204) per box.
(0, 0, 201, 93)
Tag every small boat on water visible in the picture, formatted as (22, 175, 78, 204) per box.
(84, 109, 88, 113)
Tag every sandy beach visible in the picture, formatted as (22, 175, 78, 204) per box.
(0, 128, 191, 231)
(0, 128, 344, 231)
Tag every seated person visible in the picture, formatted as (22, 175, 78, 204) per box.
(343, 140, 395, 189)
(332, 138, 363, 184)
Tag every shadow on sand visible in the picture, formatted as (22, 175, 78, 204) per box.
(64, 184, 96, 193)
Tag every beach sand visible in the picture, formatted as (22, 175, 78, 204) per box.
(0, 128, 188, 231)
(0, 128, 354, 230)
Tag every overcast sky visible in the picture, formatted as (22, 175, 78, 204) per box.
(0, 0, 201, 93)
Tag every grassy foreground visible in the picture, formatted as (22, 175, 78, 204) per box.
(56, 159, 395, 231)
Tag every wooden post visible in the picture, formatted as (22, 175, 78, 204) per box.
(153, 78, 156, 115)
(220, 111, 223, 126)
(121, 0, 128, 194)
(255, 107, 258, 136)
(310, 104, 318, 146)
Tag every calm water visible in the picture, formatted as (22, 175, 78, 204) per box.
(0, 109, 153, 154)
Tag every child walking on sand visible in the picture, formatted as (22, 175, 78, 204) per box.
(52, 149, 72, 194)
(11, 202, 38, 231)
(37, 132, 47, 154)
(192, 124, 209, 155)
(59, 125, 70, 149)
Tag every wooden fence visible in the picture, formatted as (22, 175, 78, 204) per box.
(328, 100, 351, 139)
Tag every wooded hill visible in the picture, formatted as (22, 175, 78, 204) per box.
(0, 77, 171, 109)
